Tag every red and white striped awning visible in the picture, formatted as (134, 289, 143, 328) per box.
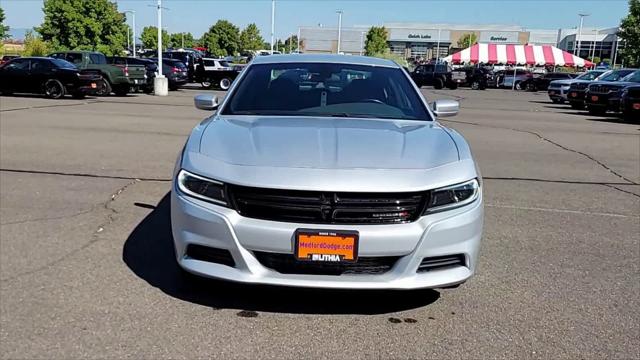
(443, 43, 594, 67)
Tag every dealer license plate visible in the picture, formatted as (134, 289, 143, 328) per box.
(295, 229, 359, 262)
(591, 95, 599, 101)
(90, 83, 97, 89)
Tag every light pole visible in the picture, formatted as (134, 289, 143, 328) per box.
(576, 13, 590, 58)
(154, 0, 168, 96)
(590, 28, 597, 61)
(360, 31, 365, 56)
(124, 10, 136, 58)
(436, 28, 441, 60)
(336, 10, 343, 54)
(270, 0, 275, 54)
(297, 27, 301, 52)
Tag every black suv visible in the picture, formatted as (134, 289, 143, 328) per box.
(410, 63, 457, 89)
(162, 50, 202, 82)
(620, 85, 640, 121)
(585, 69, 639, 115)
(567, 69, 634, 109)
(520, 72, 576, 92)
(450, 67, 495, 90)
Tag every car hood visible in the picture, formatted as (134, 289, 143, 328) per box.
(549, 79, 574, 86)
(198, 116, 459, 170)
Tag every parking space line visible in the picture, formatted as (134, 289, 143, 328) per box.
(486, 203, 636, 218)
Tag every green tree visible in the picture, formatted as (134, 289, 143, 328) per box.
(457, 33, 478, 48)
(140, 26, 169, 50)
(283, 35, 298, 53)
(23, 30, 49, 56)
(203, 20, 240, 56)
(36, 0, 129, 55)
(364, 26, 389, 56)
(200, 31, 225, 57)
(0, 6, 10, 40)
(169, 32, 194, 49)
(239, 23, 264, 51)
(618, 0, 640, 66)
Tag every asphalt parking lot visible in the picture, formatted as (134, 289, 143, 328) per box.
(1, 86, 638, 359)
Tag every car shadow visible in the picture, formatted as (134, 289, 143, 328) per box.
(0, 93, 101, 100)
(554, 111, 636, 124)
(122, 193, 441, 315)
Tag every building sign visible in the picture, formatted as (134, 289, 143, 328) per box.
(389, 28, 451, 43)
(479, 31, 520, 43)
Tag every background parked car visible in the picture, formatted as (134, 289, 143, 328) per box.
(619, 85, 640, 122)
(500, 69, 532, 90)
(410, 63, 457, 89)
(0, 57, 101, 99)
(521, 72, 576, 92)
(548, 70, 605, 104)
(450, 67, 494, 90)
(107, 56, 156, 93)
(0, 55, 19, 65)
(149, 58, 189, 90)
(194, 58, 240, 90)
(584, 69, 639, 115)
(50, 51, 146, 96)
(162, 50, 202, 82)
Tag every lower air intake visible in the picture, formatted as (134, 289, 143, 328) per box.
(417, 254, 466, 272)
(254, 252, 399, 276)
(186, 244, 235, 267)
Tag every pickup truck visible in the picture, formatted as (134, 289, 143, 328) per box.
(49, 51, 146, 96)
(194, 58, 240, 90)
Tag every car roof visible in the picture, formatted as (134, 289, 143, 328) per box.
(250, 54, 400, 68)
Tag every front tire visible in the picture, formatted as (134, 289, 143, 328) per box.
(471, 81, 480, 90)
(570, 102, 584, 110)
(514, 81, 523, 90)
(433, 79, 444, 89)
(44, 79, 65, 99)
(219, 77, 232, 91)
(201, 81, 212, 89)
(587, 106, 606, 115)
(113, 85, 130, 96)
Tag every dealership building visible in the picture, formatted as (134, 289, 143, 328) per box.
(298, 22, 622, 62)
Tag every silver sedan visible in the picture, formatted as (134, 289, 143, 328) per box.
(171, 54, 483, 290)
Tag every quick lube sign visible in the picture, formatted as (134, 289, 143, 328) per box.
(480, 31, 519, 43)
(389, 28, 451, 42)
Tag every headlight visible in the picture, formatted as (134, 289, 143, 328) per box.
(424, 179, 479, 214)
(177, 169, 228, 206)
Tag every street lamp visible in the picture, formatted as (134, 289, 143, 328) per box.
(270, 0, 275, 54)
(154, 0, 168, 96)
(336, 10, 343, 54)
(576, 13, 590, 58)
(123, 10, 136, 58)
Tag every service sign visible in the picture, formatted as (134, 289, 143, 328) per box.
(479, 31, 520, 43)
(389, 28, 451, 43)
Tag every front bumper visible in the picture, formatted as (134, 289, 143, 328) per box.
(586, 93, 618, 110)
(170, 187, 484, 290)
(548, 87, 569, 100)
(568, 89, 586, 103)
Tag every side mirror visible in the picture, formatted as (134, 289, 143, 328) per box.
(194, 94, 219, 111)
(431, 99, 459, 117)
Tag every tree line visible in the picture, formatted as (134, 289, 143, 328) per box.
(0, 0, 638, 66)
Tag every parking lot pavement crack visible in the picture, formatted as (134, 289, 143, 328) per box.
(0, 168, 171, 182)
(486, 203, 638, 218)
(0, 100, 99, 112)
(0, 180, 140, 283)
(603, 184, 640, 199)
(441, 119, 639, 185)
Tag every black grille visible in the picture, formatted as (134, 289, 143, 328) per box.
(417, 254, 466, 272)
(228, 185, 428, 225)
(186, 244, 235, 267)
(570, 83, 588, 90)
(254, 252, 399, 275)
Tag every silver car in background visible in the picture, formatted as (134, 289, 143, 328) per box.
(171, 54, 483, 290)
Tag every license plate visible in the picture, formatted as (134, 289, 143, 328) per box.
(633, 103, 640, 110)
(571, 92, 577, 97)
(295, 229, 358, 262)
(90, 83, 97, 89)
(591, 95, 599, 101)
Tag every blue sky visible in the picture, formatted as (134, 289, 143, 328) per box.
(1, 0, 630, 40)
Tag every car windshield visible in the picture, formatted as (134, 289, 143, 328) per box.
(598, 70, 635, 81)
(621, 71, 640, 83)
(576, 71, 604, 80)
(222, 62, 431, 121)
(51, 58, 77, 69)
